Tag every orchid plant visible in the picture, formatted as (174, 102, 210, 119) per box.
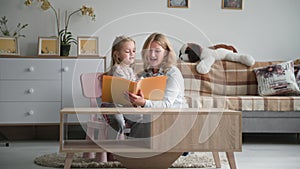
(0, 16, 28, 38)
(24, 0, 96, 45)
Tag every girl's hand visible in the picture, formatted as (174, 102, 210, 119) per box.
(128, 90, 146, 107)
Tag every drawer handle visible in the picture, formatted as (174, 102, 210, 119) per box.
(27, 110, 34, 116)
(28, 88, 34, 94)
(62, 67, 69, 72)
(28, 66, 35, 72)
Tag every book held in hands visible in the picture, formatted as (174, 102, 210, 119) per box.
(102, 75, 167, 105)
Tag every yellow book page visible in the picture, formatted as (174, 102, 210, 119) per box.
(138, 76, 167, 100)
(102, 75, 137, 105)
(102, 75, 167, 105)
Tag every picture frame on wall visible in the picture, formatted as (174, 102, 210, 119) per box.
(0, 37, 20, 56)
(222, 0, 243, 10)
(38, 37, 60, 56)
(168, 0, 189, 8)
(77, 36, 99, 56)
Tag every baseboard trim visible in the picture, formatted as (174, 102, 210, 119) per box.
(0, 124, 86, 140)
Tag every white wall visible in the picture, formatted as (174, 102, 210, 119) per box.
(1, 0, 300, 62)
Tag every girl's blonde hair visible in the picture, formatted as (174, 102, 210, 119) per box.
(141, 33, 177, 73)
(110, 35, 135, 67)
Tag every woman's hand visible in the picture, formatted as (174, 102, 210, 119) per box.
(128, 90, 146, 107)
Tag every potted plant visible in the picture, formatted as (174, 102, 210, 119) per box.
(59, 29, 76, 56)
(24, 0, 96, 56)
(59, 6, 95, 56)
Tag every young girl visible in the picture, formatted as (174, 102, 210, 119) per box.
(107, 36, 137, 82)
(103, 35, 137, 139)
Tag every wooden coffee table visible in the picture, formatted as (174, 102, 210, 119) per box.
(60, 108, 242, 169)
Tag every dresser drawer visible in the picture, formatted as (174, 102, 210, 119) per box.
(0, 102, 61, 123)
(0, 81, 61, 101)
(0, 58, 61, 80)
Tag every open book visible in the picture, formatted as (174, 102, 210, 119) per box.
(102, 75, 167, 105)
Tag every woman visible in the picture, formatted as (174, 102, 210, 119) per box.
(127, 33, 188, 138)
(129, 32, 188, 108)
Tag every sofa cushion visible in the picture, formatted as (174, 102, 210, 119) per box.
(185, 91, 300, 111)
(253, 60, 300, 96)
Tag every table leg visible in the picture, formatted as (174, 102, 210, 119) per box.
(64, 153, 74, 169)
(226, 152, 237, 169)
(114, 152, 182, 169)
(212, 152, 221, 168)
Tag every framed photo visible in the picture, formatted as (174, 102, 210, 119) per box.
(0, 37, 20, 55)
(38, 37, 60, 56)
(77, 36, 99, 56)
(168, 0, 189, 8)
(222, 0, 243, 10)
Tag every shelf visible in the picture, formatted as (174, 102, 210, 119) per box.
(62, 139, 152, 153)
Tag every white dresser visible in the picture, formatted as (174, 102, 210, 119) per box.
(0, 57, 106, 125)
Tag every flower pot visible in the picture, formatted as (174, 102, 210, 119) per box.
(60, 44, 71, 56)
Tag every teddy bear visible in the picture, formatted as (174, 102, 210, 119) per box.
(179, 43, 255, 74)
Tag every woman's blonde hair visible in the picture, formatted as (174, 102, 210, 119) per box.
(110, 35, 135, 67)
(141, 33, 177, 73)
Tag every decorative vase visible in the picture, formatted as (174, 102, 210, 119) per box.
(60, 44, 71, 56)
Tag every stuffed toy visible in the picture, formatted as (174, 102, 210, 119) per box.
(179, 43, 255, 74)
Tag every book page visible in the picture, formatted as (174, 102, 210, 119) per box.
(138, 76, 167, 100)
(102, 76, 137, 105)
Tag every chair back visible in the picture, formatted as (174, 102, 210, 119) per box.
(80, 73, 103, 107)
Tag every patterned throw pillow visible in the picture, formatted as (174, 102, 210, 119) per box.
(294, 64, 300, 87)
(253, 60, 300, 96)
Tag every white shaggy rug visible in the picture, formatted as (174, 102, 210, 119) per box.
(34, 152, 228, 168)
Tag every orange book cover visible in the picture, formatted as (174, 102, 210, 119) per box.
(102, 75, 167, 105)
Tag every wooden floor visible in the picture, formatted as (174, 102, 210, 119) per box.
(0, 133, 299, 169)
